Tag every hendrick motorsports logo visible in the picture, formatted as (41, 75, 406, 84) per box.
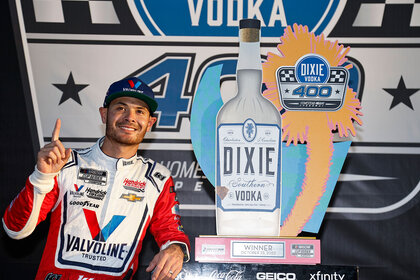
(276, 54, 348, 111)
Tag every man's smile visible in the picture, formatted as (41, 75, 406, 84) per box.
(118, 125, 138, 132)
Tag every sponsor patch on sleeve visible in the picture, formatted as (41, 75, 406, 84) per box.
(153, 172, 166, 181)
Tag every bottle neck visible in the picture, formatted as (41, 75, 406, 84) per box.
(237, 27, 262, 71)
(236, 69, 262, 97)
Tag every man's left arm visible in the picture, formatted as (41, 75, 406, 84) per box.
(146, 176, 190, 279)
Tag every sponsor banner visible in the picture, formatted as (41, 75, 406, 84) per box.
(9, 0, 420, 278)
(176, 262, 357, 280)
(17, 1, 418, 148)
(12, 0, 420, 222)
(14, 0, 419, 143)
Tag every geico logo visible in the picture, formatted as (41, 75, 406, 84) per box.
(256, 272, 297, 280)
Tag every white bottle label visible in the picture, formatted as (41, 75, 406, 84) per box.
(216, 118, 281, 212)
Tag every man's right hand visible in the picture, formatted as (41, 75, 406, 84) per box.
(37, 119, 72, 174)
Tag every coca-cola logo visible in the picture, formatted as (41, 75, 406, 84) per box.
(209, 269, 245, 280)
(176, 269, 245, 280)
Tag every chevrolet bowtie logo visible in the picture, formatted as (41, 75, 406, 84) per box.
(120, 193, 143, 202)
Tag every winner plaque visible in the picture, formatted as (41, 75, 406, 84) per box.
(195, 236, 320, 265)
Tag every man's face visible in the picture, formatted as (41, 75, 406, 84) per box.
(99, 97, 157, 146)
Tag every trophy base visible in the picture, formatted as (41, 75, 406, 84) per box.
(195, 236, 320, 265)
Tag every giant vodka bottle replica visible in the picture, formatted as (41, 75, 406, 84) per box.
(216, 19, 282, 236)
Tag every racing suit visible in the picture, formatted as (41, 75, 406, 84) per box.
(2, 137, 190, 280)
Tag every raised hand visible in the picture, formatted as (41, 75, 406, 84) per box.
(37, 119, 72, 174)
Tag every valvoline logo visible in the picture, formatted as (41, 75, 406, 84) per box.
(70, 184, 85, 197)
(74, 184, 85, 192)
(131, 0, 341, 36)
(83, 209, 125, 242)
(128, 79, 142, 89)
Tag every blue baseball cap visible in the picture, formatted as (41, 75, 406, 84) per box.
(103, 77, 158, 113)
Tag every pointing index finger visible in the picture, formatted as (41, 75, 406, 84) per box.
(52, 118, 61, 142)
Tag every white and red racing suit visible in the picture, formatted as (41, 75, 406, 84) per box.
(2, 138, 190, 280)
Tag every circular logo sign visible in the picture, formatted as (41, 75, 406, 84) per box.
(295, 54, 330, 84)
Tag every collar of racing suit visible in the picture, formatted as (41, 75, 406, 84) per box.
(92, 137, 140, 171)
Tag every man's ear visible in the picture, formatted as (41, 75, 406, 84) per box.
(99, 107, 107, 124)
(147, 116, 157, 132)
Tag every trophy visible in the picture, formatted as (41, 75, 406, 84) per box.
(190, 19, 361, 277)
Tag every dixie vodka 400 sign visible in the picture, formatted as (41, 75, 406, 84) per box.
(276, 54, 349, 111)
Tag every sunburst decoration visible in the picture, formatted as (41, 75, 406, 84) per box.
(263, 24, 363, 236)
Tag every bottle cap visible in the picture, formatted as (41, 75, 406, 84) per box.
(239, 19, 261, 29)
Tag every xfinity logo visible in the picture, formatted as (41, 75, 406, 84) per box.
(256, 272, 296, 280)
(256, 272, 346, 280)
(310, 271, 345, 280)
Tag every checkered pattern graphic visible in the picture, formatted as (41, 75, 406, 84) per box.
(278, 69, 296, 82)
(33, 0, 120, 24)
(353, 0, 420, 27)
(328, 70, 346, 83)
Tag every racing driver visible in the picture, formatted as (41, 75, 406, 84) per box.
(2, 77, 190, 280)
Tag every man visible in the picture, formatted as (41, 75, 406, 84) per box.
(2, 77, 190, 280)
